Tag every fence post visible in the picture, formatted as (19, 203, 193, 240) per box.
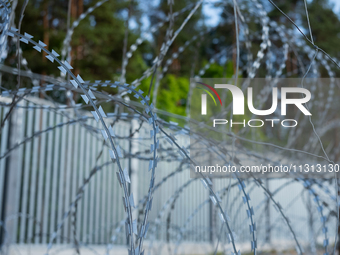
(209, 158, 216, 245)
(130, 119, 139, 219)
(265, 179, 271, 243)
(127, 119, 139, 246)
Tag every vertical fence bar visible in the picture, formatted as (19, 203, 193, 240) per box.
(12, 101, 26, 244)
(27, 107, 40, 244)
(35, 108, 47, 243)
(0, 106, 4, 235)
(107, 145, 114, 244)
(50, 112, 61, 244)
(0, 106, 4, 224)
(99, 141, 104, 244)
(63, 118, 74, 242)
(102, 144, 108, 243)
(2, 102, 24, 244)
(42, 109, 55, 244)
(109, 131, 116, 243)
(77, 123, 85, 242)
(94, 136, 101, 244)
(57, 114, 67, 244)
(265, 179, 271, 243)
(0, 106, 9, 245)
(130, 119, 139, 223)
(82, 123, 91, 243)
(71, 118, 80, 245)
(88, 121, 97, 243)
(89, 122, 98, 243)
(19, 104, 33, 243)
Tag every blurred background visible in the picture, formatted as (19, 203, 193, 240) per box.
(1, 0, 340, 254)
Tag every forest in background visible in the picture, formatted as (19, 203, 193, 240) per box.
(2, 0, 340, 120)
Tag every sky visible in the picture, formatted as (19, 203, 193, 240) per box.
(203, 0, 340, 27)
(132, 0, 340, 40)
(330, 0, 340, 13)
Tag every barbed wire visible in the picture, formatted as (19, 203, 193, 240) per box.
(0, 0, 340, 255)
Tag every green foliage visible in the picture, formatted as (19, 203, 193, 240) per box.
(156, 74, 189, 116)
(149, 0, 205, 76)
(304, 0, 340, 58)
(201, 62, 234, 78)
(139, 74, 189, 124)
(8, 0, 148, 82)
